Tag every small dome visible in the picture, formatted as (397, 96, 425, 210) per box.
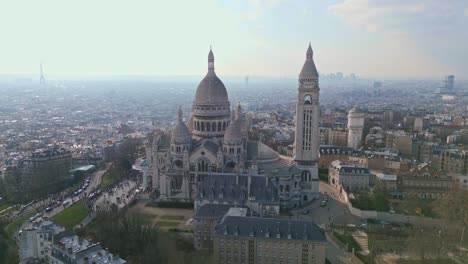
(172, 123, 190, 143)
(172, 107, 191, 143)
(349, 106, 363, 114)
(299, 43, 318, 80)
(257, 142, 279, 160)
(224, 111, 242, 142)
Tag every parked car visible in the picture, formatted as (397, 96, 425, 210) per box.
(302, 209, 310, 215)
(45, 207, 53, 213)
(320, 200, 327, 207)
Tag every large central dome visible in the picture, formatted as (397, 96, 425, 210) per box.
(194, 48, 229, 104)
(191, 48, 231, 139)
(195, 71, 229, 104)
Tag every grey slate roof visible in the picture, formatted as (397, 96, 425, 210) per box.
(197, 174, 278, 203)
(214, 216, 326, 242)
(339, 166, 370, 174)
(194, 204, 233, 219)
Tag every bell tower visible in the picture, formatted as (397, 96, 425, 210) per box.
(294, 43, 320, 165)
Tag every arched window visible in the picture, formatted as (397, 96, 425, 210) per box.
(201, 122, 205, 131)
(198, 160, 210, 172)
(301, 171, 311, 182)
(212, 122, 217, 132)
(218, 122, 222, 131)
(223, 122, 226, 130)
(207, 122, 211, 131)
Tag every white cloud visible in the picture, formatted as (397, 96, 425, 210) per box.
(328, 0, 424, 32)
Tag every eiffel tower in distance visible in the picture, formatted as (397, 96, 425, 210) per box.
(39, 63, 46, 86)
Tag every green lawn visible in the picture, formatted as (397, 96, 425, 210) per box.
(391, 199, 436, 217)
(0, 202, 13, 212)
(333, 231, 362, 253)
(350, 188, 390, 212)
(158, 221, 180, 227)
(52, 200, 89, 229)
(160, 215, 185, 221)
(64, 181, 82, 194)
(5, 211, 36, 238)
(0, 207, 17, 218)
(99, 167, 122, 189)
(397, 259, 456, 264)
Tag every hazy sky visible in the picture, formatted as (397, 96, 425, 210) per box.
(0, 0, 467, 78)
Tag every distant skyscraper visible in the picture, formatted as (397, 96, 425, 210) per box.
(444, 75, 455, 91)
(39, 63, 46, 86)
(347, 106, 365, 150)
(436, 75, 455, 95)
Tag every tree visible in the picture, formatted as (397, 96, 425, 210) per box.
(115, 137, 142, 170)
(433, 186, 468, 244)
(81, 208, 211, 264)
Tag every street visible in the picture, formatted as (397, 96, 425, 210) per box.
(284, 182, 365, 264)
(17, 164, 110, 232)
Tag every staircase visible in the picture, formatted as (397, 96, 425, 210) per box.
(352, 230, 369, 255)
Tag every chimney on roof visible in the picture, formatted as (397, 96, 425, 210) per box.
(266, 177, 269, 187)
(236, 174, 239, 185)
(248, 175, 252, 197)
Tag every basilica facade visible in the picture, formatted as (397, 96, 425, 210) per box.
(146, 44, 321, 210)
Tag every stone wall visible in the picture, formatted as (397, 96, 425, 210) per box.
(340, 185, 458, 228)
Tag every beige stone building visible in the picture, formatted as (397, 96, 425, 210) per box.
(385, 131, 412, 156)
(431, 147, 467, 174)
(328, 128, 348, 147)
(399, 163, 453, 199)
(193, 204, 237, 250)
(328, 160, 370, 193)
(145, 45, 322, 209)
(213, 216, 326, 264)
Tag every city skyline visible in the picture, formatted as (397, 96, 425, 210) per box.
(0, 0, 467, 79)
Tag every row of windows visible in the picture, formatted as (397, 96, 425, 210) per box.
(302, 110, 314, 151)
(171, 145, 188, 153)
(195, 106, 228, 111)
(224, 147, 242, 155)
(195, 120, 229, 132)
